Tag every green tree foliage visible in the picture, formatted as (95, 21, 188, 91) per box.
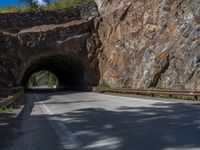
(48, 73, 58, 87)
(48, 0, 93, 10)
(0, 6, 19, 13)
(28, 71, 58, 88)
(18, 0, 38, 10)
(43, 0, 50, 5)
(0, 0, 93, 13)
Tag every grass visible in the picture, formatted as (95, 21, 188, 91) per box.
(46, 0, 93, 10)
(98, 81, 111, 89)
(159, 95, 199, 101)
(0, 106, 13, 113)
(0, 0, 94, 14)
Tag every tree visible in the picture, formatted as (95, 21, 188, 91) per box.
(43, 0, 50, 5)
(18, 0, 38, 9)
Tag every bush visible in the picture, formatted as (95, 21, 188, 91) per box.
(98, 80, 110, 88)
(0, 6, 20, 13)
(27, 71, 58, 88)
(0, 0, 94, 13)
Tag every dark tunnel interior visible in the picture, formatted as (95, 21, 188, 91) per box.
(20, 55, 99, 88)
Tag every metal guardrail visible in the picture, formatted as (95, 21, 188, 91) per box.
(0, 88, 24, 109)
(94, 87, 200, 99)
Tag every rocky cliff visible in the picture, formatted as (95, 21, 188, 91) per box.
(0, 2, 100, 90)
(95, 0, 200, 90)
(1, 0, 200, 91)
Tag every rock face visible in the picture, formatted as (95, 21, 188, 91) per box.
(96, 0, 200, 90)
(1, 0, 200, 91)
(0, 2, 101, 90)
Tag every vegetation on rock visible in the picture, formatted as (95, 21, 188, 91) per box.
(0, 0, 93, 13)
(28, 71, 58, 88)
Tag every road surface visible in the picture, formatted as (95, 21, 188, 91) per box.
(1, 91, 200, 150)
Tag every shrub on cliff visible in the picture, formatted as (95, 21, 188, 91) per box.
(46, 0, 93, 10)
(0, 0, 94, 13)
(19, 0, 38, 10)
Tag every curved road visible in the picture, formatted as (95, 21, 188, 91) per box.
(1, 92, 200, 150)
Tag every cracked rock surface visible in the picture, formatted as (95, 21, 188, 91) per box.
(95, 0, 200, 90)
(1, 0, 200, 91)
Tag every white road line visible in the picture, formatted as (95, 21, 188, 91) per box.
(94, 92, 173, 104)
(40, 102, 53, 115)
(33, 94, 83, 150)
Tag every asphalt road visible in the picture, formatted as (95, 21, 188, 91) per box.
(1, 91, 200, 150)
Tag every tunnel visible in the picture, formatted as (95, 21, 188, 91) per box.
(20, 55, 99, 89)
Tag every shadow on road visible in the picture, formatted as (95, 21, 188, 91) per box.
(0, 91, 92, 150)
(1, 92, 200, 150)
(49, 103, 200, 150)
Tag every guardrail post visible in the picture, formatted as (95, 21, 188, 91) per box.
(93, 87, 200, 101)
(150, 94, 154, 97)
(0, 87, 24, 109)
(194, 96, 198, 101)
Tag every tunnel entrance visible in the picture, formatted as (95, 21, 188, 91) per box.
(20, 55, 99, 90)
(27, 70, 58, 89)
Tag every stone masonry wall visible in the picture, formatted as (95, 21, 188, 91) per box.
(0, 1, 98, 29)
(0, 2, 100, 91)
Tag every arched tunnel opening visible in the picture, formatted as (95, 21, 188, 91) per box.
(27, 70, 59, 89)
(20, 55, 100, 91)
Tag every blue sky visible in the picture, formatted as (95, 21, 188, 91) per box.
(0, 0, 50, 8)
(0, 0, 27, 8)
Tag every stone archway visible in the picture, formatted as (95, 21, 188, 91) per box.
(20, 55, 99, 88)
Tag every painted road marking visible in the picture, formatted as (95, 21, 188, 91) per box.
(33, 94, 83, 150)
(93, 92, 173, 104)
